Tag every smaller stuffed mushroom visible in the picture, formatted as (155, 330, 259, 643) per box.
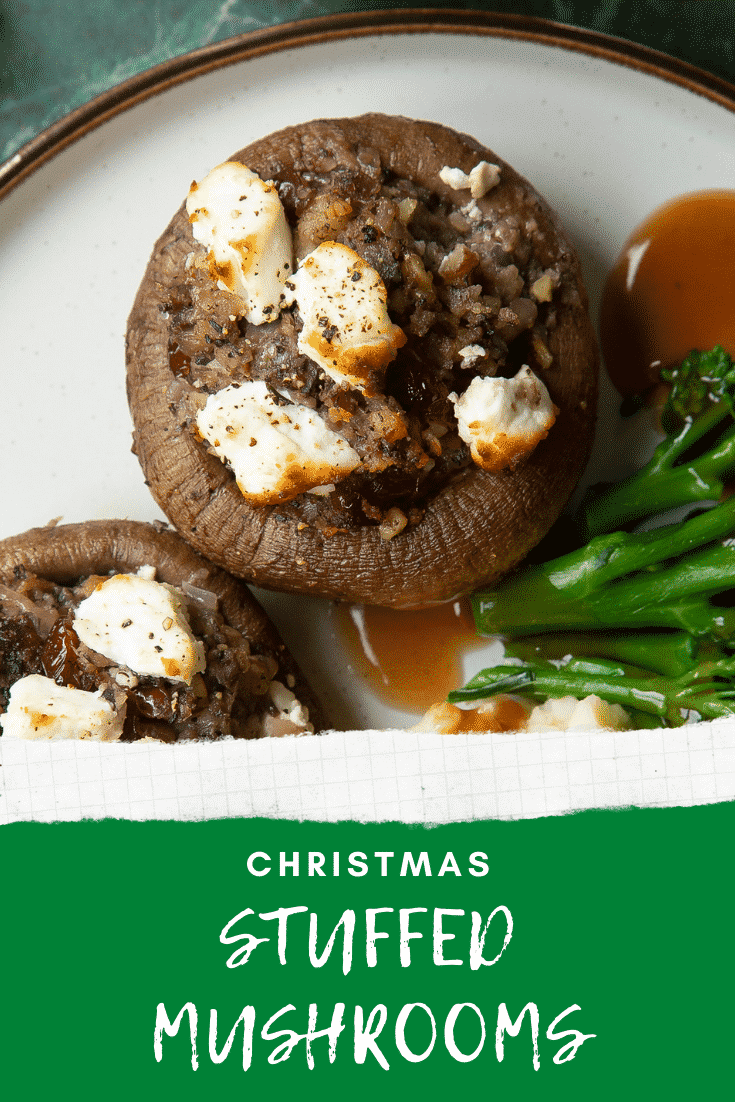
(126, 115, 598, 607)
(0, 520, 326, 742)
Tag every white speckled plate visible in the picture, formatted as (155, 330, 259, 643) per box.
(2, 11, 735, 733)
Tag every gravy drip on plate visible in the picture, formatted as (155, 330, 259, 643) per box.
(334, 599, 486, 714)
(601, 190, 735, 395)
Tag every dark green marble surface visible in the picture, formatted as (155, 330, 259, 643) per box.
(2, 1, 735, 164)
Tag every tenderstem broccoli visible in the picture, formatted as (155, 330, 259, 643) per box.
(472, 496, 735, 640)
(448, 653, 735, 727)
(504, 630, 698, 679)
(583, 346, 735, 537)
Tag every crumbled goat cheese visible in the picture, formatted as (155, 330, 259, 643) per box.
(282, 241, 406, 393)
(458, 344, 488, 368)
(186, 161, 293, 325)
(439, 161, 500, 198)
(259, 679, 314, 737)
(268, 679, 314, 733)
(74, 575, 205, 684)
(0, 675, 125, 741)
(526, 695, 631, 732)
(449, 365, 558, 472)
(196, 379, 361, 504)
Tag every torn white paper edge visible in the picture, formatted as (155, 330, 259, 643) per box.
(1, 717, 734, 824)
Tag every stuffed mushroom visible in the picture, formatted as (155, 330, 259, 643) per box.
(126, 114, 598, 607)
(0, 520, 326, 741)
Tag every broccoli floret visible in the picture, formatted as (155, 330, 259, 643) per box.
(663, 345, 735, 422)
(471, 497, 735, 640)
(583, 346, 735, 537)
(448, 652, 735, 728)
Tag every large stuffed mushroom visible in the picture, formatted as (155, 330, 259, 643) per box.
(126, 115, 598, 607)
(0, 520, 326, 741)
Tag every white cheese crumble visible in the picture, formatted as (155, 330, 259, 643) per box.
(526, 695, 631, 732)
(196, 379, 361, 504)
(0, 675, 125, 741)
(449, 365, 558, 472)
(439, 161, 500, 198)
(282, 241, 406, 393)
(186, 161, 293, 325)
(268, 679, 314, 734)
(73, 575, 205, 685)
(457, 344, 488, 368)
(259, 679, 314, 737)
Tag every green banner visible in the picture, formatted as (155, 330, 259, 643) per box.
(3, 803, 733, 1098)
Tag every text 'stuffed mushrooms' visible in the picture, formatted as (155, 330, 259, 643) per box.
(126, 115, 598, 607)
(0, 520, 326, 741)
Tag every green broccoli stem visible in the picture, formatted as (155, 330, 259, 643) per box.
(450, 665, 669, 717)
(472, 498, 735, 639)
(505, 630, 698, 679)
(583, 402, 735, 537)
(448, 658, 735, 726)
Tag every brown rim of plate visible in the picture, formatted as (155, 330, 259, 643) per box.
(2, 8, 735, 202)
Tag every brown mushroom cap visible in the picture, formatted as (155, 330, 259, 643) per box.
(0, 519, 328, 731)
(126, 114, 598, 608)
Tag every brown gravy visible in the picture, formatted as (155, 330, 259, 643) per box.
(440, 697, 531, 733)
(334, 599, 487, 714)
(600, 189, 735, 395)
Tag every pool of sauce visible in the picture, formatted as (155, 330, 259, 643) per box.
(334, 599, 487, 716)
(441, 697, 531, 733)
(600, 189, 735, 395)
